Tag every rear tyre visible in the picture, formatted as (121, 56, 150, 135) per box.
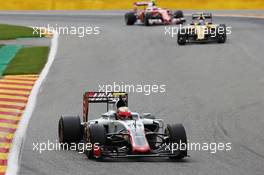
(165, 124, 187, 159)
(58, 116, 82, 144)
(86, 124, 106, 159)
(125, 12, 137, 25)
(144, 13, 152, 26)
(174, 10, 184, 18)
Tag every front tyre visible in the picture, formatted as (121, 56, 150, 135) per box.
(86, 124, 106, 159)
(177, 34, 186, 45)
(165, 124, 187, 159)
(217, 24, 226, 43)
(144, 12, 152, 26)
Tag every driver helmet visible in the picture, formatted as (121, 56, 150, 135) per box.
(199, 19, 205, 25)
(148, 0, 156, 7)
(117, 107, 132, 120)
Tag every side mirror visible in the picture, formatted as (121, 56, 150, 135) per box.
(141, 113, 155, 119)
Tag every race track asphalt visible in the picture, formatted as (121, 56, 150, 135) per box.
(0, 11, 264, 175)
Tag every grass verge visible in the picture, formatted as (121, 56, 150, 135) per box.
(0, 24, 42, 40)
(3, 46, 49, 75)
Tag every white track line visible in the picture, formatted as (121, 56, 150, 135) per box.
(5, 31, 59, 175)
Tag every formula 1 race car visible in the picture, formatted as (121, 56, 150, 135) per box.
(177, 12, 227, 45)
(58, 92, 188, 160)
(125, 1, 185, 26)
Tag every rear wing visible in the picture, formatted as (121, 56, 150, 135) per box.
(134, 1, 149, 6)
(192, 13, 212, 20)
(83, 91, 128, 122)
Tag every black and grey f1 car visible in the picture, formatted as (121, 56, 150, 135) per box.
(58, 92, 188, 160)
(177, 12, 227, 45)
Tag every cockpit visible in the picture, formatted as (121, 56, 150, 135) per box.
(101, 111, 139, 120)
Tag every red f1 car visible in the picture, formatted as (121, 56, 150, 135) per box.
(125, 1, 185, 26)
(58, 92, 188, 160)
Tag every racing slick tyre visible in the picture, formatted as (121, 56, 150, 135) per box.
(89, 124, 106, 144)
(58, 116, 82, 144)
(125, 12, 137, 25)
(144, 12, 152, 26)
(217, 24, 226, 43)
(174, 10, 184, 18)
(86, 124, 106, 159)
(165, 124, 187, 159)
(177, 33, 187, 45)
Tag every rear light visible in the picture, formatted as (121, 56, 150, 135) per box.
(93, 146, 101, 158)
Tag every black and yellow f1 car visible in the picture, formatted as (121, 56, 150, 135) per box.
(177, 13, 227, 45)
